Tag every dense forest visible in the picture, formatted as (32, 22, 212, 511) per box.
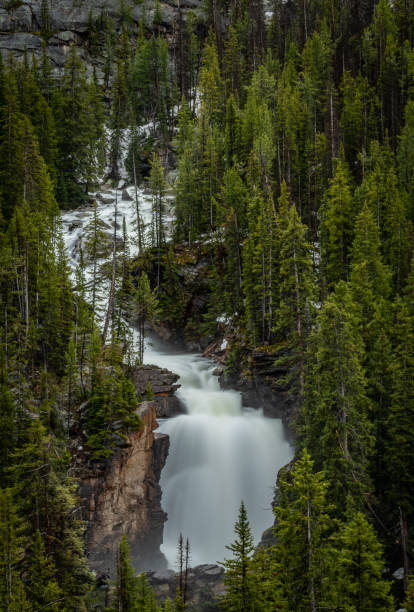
(0, 0, 414, 609)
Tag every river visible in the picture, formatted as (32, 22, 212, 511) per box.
(61, 181, 293, 570)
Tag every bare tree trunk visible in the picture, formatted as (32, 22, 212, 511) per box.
(330, 90, 336, 160)
(102, 189, 118, 346)
(307, 499, 316, 612)
(293, 242, 304, 394)
(184, 538, 190, 604)
(23, 248, 29, 338)
(400, 507, 409, 594)
(132, 150, 143, 253)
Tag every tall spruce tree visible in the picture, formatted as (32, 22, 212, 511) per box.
(303, 282, 373, 509)
(220, 501, 256, 612)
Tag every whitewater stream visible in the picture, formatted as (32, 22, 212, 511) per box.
(61, 177, 293, 569)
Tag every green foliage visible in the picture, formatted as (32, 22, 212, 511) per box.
(331, 512, 394, 611)
(271, 450, 333, 611)
(113, 535, 160, 611)
(220, 501, 256, 611)
(303, 282, 373, 509)
(86, 359, 142, 460)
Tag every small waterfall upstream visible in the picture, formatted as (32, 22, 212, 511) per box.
(60, 181, 293, 570)
(144, 340, 293, 568)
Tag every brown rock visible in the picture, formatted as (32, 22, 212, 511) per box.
(78, 401, 169, 575)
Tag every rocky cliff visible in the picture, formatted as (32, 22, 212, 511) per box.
(0, 0, 204, 75)
(77, 400, 169, 576)
(132, 364, 183, 418)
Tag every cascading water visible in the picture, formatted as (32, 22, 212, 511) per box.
(60, 177, 293, 570)
(144, 340, 293, 568)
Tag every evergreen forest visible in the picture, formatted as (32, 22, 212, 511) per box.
(0, 0, 414, 609)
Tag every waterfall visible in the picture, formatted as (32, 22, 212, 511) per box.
(145, 341, 293, 568)
(60, 184, 293, 570)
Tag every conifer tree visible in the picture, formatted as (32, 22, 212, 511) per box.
(319, 159, 355, 288)
(220, 501, 256, 612)
(134, 272, 158, 364)
(271, 450, 334, 612)
(0, 489, 28, 611)
(150, 154, 167, 291)
(303, 282, 373, 508)
(332, 512, 394, 611)
(350, 203, 391, 338)
(27, 531, 63, 612)
(242, 189, 277, 346)
(274, 182, 315, 393)
(114, 535, 139, 611)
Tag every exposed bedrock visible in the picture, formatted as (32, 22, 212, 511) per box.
(77, 401, 169, 576)
(132, 364, 183, 418)
(148, 564, 225, 612)
(0, 0, 205, 73)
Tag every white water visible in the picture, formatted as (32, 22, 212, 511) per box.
(60, 171, 293, 570)
(145, 340, 293, 568)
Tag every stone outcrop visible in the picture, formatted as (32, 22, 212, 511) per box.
(0, 0, 204, 74)
(147, 564, 225, 611)
(77, 401, 169, 576)
(132, 364, 183, 418)
(203, 338, 298, 436)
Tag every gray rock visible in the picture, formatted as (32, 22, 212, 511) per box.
(0, 32, 42, 53)
(393, 567, 405, 580)
(96, 194, 115, 204)
(194, 564, 224, 580)
(150, 569, 176, 584)
(122, 189, 133, 201)
(133, 364, 182, 419)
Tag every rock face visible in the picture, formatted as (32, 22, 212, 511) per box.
(204, 340, 299, 435)
(132, 364, 183, 418)
(0, 0, 204, 74)
(147, 564, 225, 611)
(78, 401, 169, 576)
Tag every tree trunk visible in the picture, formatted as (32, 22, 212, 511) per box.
(102, 190, 118, 346)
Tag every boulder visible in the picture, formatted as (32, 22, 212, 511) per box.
(132, 364, 183, 418)
(122, 188, 133, 201)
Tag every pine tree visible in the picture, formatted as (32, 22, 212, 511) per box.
(53, 45, 104, 206)
(114, 535, 139, 611)
(220, 501, 256, 611)
(332, 512, 394, 611)
(242, 189, 277, 346)
(350, 202, 391, 334)
(40, 0, 52, 40)
(133, 272, 158, 364)
(274, 182, 316, 393)
(303, 282, 373, 509)
(271, 450, 334, 612)
(0, 489, 29, 611)
(319, 159, 355, 288)
(150, 154, 167, 292)
(27, 531, 63, 612)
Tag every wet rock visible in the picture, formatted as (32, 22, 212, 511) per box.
(96, 193, 115, 204)
(122, 188, 133, 201)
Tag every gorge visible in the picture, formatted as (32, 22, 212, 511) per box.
(61, 179, 293, 575)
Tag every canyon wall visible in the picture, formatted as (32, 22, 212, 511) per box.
(77, 400, 169, 576)
(0, 0, 204, 76)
